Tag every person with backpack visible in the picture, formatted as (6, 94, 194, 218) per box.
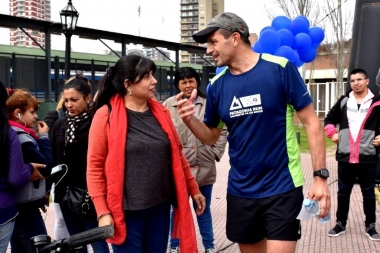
(325, 68, 380, 240)
(0, 81, 46, 253)
(5, 88, 52, 253)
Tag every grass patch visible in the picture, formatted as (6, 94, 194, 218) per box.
(294, 125, 335, 153)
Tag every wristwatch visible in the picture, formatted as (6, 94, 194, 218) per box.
(313, 168, 329, 179)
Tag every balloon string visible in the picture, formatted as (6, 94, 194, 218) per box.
(316, 0, 349, 25)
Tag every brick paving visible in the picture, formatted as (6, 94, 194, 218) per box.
(8, 150, 380, 253)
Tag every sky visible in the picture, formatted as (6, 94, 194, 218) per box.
(0, 0, 272, 54)
(0, 0, 355, 55)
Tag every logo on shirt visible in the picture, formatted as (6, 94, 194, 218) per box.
(229, 94, 263, 118)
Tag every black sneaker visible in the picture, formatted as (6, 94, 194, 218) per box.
(327, 221, 346, 237)
(365, 223, 380, 241)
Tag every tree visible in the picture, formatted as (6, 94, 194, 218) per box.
(321, 0, 353, 99)
(265, 0, 321, 24)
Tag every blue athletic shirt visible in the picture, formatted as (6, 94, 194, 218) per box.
(204, 54, 312, 198)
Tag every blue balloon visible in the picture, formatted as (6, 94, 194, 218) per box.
(274, 46, 297, 62)
(260, 26, 276, 35)
(271, 16, 291, 31)
(289, 18, 309, 35)
(295, 58, 304, 67)
(292, 50, 300, 64)
(293, 33, 312, 51)
(252, 42, 264, 53)
(258, 29, 281, 54)
(294, 15, 310, 28)
(298, 46, 318, 63)
(216, 66, 227, 75)
(277, 29, 294, 47)
(308, 27, 325, 44)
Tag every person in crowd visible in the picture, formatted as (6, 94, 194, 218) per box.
(44, 96, 69, 241)
(0, 81, 46, 253)
(325, 68, 380, 240)
(163, 67, 227, 253)
(44, 76, 91, 241)
(50, 75, 109, 253)
(5, 88, 52, 253)
(87, 55, 206, 253)
(176, 12, 330, 253)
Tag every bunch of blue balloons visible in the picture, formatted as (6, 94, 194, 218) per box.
(210, 16, 324, 94)
(253, 15, 325, 67)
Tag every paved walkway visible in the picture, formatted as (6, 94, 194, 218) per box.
(208, 151, 380, 253)
(8, 150, 380, 253)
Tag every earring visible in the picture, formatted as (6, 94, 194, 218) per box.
(129, 90, 133, 96)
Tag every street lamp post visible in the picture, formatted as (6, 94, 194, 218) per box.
(60, 0, 79, 80)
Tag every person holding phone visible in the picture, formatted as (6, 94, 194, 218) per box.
(5, 88, 52, 253)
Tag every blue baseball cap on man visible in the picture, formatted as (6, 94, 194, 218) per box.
(192, 12, 250, 44)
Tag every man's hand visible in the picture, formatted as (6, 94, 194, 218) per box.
(308, 177, 331, 218)
(192, 193, 206, 216)
(373, 135, 380, 146)
(331, 133, 339, 144)
(176, 89, 197, 123)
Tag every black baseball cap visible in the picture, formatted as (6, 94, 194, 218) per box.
(192, 12, 250, 44)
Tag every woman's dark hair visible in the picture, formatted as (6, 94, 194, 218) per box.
(0, 80, 9, 177)
(63, 74, 92, 97)
(174, 67, 206, 98)
(92, 55, 156, 114)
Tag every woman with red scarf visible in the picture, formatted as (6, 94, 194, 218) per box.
(5, 89, 52, 253)
(87, 55, 206, 253)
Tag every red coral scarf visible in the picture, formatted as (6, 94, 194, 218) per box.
(8, 120, 39, 140)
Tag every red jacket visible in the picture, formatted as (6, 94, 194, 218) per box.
(87, 94, 200, 252)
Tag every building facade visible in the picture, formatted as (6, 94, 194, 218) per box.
(145, 48, 171, 61)
(9, 0, 51, 47)
(180, 0, 224, 64)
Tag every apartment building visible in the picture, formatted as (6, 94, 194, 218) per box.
(180, 0, 224, 64)
(145, 48, 171, 62)
(9, 0, 51, 47)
